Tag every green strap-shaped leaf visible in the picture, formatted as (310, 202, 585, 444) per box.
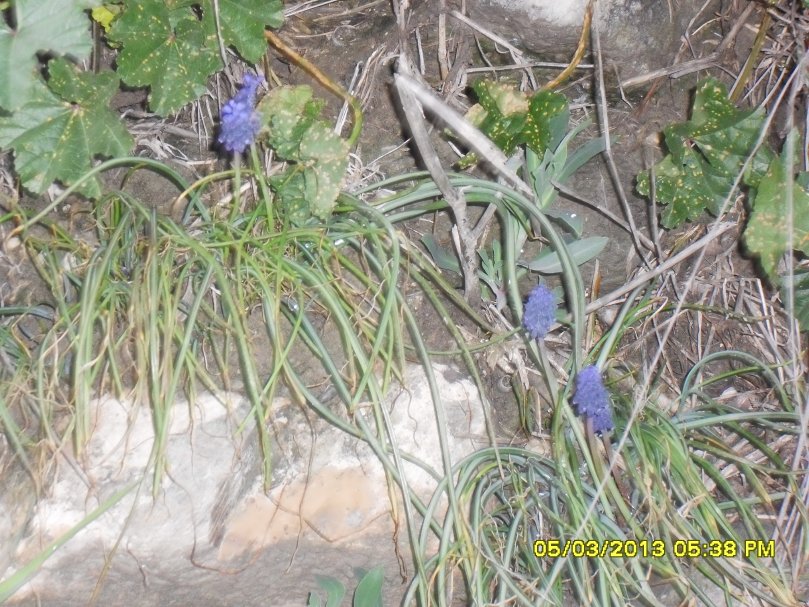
(519, 236, 608, 274)
(744, 150, 809, 279)
(0, 0, 99, 110)
(209, 0, 284, 63)
(0, 58, 133, 197)
(109, 0, 221, 115)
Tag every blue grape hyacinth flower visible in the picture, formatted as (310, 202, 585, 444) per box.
(572, 365, 614, 434)
(523, 284, 556, 340)
(218, 74, 263, 154)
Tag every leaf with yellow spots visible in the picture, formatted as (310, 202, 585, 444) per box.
(0, 58, 132, 197)
(460, 81, 568, 167)
(637, 78, 768, 228)
(108, 0, 221, 115)
(258, 85, 349, 223)
(744, 146, 809, 279)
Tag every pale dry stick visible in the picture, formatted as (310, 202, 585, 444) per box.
(591, 2, 650, 261)
(310, 0, 387, 22)
(622, 1, 755, 90)
(210, 0, 228, 67)
(414, 26, 426, 75)
(466, 62, 594, 74)
(392, 71, 534, 200)
(393, 61, 480, 301)
(438, 2, 449, 80)
(284, 0, 340, 17)
(449, 10, 538, 89)
(583, 222, 735, 314)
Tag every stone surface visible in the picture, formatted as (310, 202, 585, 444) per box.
(3, 363, 485, 605)
(466, 0, 719, 81)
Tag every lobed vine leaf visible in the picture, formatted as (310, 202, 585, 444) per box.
(637, 78, 767, 228)
(0, 58, 133, 198)
(210, 0, 284, 64)
(0, 0, 99, 111)
(744, 149, 809, 280)
(108, 0, 222, 115)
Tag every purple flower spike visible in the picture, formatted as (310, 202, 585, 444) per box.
(523, 284, 556, 340)
(218, 74, 263, 154)
(572, 365, 614, 434)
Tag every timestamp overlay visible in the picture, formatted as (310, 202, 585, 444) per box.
(533, 538, 775, 560)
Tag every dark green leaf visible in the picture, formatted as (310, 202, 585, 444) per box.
(637, 78, 766, 228)
(259, 85, 349, 222)
(207, 0, 283, 63)
(109, 0, 221, 115)
(308, 576, 345, 607)
(462, 81, 568, 164)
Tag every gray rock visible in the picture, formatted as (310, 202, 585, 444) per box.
(3, 363, 485, 605)
(466, 0, 719, 81)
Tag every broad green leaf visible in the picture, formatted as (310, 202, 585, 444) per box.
(421, 234, 461, 273)
(207, 0, 283, 63)
(744, 151, 809, 279)
(0, 59, 132, 197)
(544, 208, 584, 237)
(109, 0, 221, 115)
(307, 576, 345, 607)
(519, 236, 608, 274)
(558, 135, 607, 182)
(0, 0, 98, 110)
(352, 566, 384, 607)
(637, 78, 767, 228)
(780, 267, 809, 332)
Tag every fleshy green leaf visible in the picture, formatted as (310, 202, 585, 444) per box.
(637, 78, 767, 228)
(421, 234, 461, 273)
(307, 576, 345, 607)
(0, 0, 98, 110)
(0, 58, 133, 197)
(208, 0, 283, 63)
(519, 236, 608, 274)
(352, 566, 384, 607)
(744, 149, 809, 279)
(108, 0, 221, 115)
